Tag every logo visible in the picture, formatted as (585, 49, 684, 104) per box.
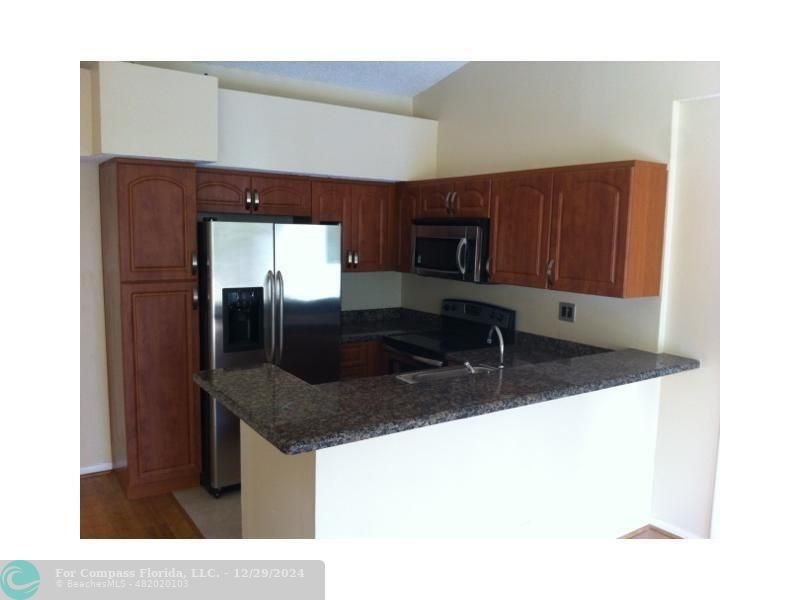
(1, 561, 39, 599)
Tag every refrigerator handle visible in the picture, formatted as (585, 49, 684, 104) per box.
(265, 270, 275, 363)
(276, 270, 285, 364)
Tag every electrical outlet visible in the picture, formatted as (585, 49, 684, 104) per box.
(558, 302, 575, 323)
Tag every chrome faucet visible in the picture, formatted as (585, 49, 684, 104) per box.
(486, 325, 505, 368)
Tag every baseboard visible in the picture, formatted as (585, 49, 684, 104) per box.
(649, 518, 705, 540)
(80, 463, 113, 477)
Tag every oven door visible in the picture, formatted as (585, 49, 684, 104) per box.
(412, 224, 485, 281)
(382, 344, 444, 374)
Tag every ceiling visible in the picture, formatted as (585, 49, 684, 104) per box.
(202, 62, 467, 97)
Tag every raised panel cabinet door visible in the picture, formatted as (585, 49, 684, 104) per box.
(396, 183, 419, 272)
(454, 178, 491, 218)
(117, 163, 197, 282)
(312, 181, 351, 268)
(251, 175, 312, 216)
(489, 173, 553, 287)
(121, 281, 200, 490)
(417, 182, 453, 218)
(548, 168, 632, 296)
(351, 184, 393, 271)
(196, 169, 252, 214)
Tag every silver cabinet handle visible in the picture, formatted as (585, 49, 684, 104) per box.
(265, 270, 275, 363)
(456, 238, 467, 276)
(546, 258, 555, 286)
(245, 189, 252, 210)
(191, 250, 198, 275)
(253, 190, 260, 211)
(451, 191, 458, 214)
(276, 270, 285, 364)
(346, 250, 353, 267)
(444, 191, 453, 214)
(191, 286, 199, 309)
(353, 251, 359, 267)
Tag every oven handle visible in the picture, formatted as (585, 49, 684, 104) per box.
(456, 238, 467, 276)
(381, 344, 444, 368)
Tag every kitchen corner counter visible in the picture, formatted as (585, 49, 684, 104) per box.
(193, 348, 699, 455)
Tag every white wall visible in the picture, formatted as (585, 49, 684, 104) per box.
(342, 272, 402, 311)
(80, 69, 93, 156)
(135, 61, 413, 116)
(651, 96, 720, 537)
(315, 379, 660, 538)
(92, 62, 218, 161)
(213, 89, 437, 180)
(80, 160, 112, 473)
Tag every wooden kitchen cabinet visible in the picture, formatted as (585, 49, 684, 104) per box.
(396, 183, 418, 272)
(197, 169, 312, 217)
(311, 180, 396, 272)
(486, 161, 667, 297)
(340, 341, 386, 380)
(107, 161, 197, 282)
(118, 280, 201, 497)
(547, 163, 667, 297)
(100, 158, 201, 499)
(417, 178, 491, 219)
(489, 173, 553, 287)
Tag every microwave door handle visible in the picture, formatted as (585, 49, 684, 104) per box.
(265, 270, 275, 363)
(456, 238, 467, 276)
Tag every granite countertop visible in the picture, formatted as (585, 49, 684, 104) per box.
(340, 308, 440, 342)
(193, 343, 699, 455)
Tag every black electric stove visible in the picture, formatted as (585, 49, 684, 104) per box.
(383, 299, 516, 372)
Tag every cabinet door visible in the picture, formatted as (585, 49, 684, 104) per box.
(548, 168, 631, 296)
(350, 184, 395, 271)
(490, 173, 552, 287)
(121, 281, 200, 492)
(117, 163, 197, 282)
(340, 341, 386, 380)
(312, 181, 351, 268)
(251, 175, 312, 216)
(396, 183, 418, 273)
(196, 169, 252, 214)
(454, 178, 491, 218)
(417, 182, 453, 218)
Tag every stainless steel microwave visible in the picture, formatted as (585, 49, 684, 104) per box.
(411, 220, 489, 282)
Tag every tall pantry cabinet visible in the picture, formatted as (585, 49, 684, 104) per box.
(99, 158, 200, 499)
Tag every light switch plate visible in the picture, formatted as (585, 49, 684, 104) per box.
(558, 302, 575, 323)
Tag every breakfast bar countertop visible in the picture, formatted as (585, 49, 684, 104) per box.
(193, 345, 699, 455)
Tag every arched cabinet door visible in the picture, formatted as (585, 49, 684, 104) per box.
(548, 168, 631, 296)
(251, 175, 311, 216)
(196, 169, 251, 214)
(453, 178, 491, 218)
(113, 162, 197, 282)
(489, 173, 553, 287)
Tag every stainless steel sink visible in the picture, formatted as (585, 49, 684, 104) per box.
(396, 363, 498, 384)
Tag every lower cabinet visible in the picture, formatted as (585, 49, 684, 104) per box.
(116, 281, 201, 498)
(340, 341, 387, 380)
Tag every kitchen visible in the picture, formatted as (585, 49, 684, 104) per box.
(80, 61, 720, 540)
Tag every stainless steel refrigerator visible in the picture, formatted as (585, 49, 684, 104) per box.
(198, 221, 341, 496)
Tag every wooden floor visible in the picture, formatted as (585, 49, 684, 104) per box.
(81, 472, 203, 539)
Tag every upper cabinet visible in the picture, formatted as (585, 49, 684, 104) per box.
(489, 173, 553, 287)
(311, 180, 397, 272)
(487, 162, 667, 297)
(417, 178, 492, 219)
(104, 160, 198, 283)
(197, 169, 311, 217)
(396, 183, 419, 272)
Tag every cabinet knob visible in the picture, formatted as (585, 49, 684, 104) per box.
(192, 287, 199, 309)
(245, 189, 252, 210)
(346, 251, 353, 267)
(546, 258, 555, 286)
(191, 250, 198, 275)
(253, 190, 260, 211)
(353, 251, 359, 267)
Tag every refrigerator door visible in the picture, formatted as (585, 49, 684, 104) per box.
(202, 221, 275, 492)
(274, 224, 341, 384)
